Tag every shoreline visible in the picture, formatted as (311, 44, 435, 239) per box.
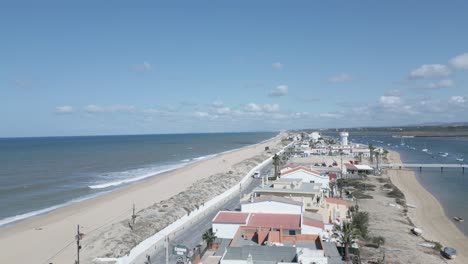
(0, 133, 279, 228)
(387, 150, 468, 263)
(0, 133, 284, 264)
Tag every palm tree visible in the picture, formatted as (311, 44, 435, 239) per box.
(329, 182, 336, 197)
(202, 229, 217, 249)
(333, 221, 360, 261)
(369, 144, 375, 163)
(336, 179, 344, 198)
(272, 154, 281, 179)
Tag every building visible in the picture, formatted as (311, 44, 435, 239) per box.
(212, 212, 250, 239)
(280, 166, 329, 189)
(252, 179, 325, 212)
(241, 195, 303, 215)
(345, 163, 374, 174)
(339, 132, 349, 146)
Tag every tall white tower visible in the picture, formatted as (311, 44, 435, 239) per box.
(340, 132, 349, 146)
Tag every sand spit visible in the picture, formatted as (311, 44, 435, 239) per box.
(82, 153, 274, 261)
(386, 150, 468, 263)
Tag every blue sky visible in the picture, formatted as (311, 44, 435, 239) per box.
(1, 0, 468, 137)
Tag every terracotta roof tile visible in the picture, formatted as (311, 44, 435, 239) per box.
(213, 212, 249, 224)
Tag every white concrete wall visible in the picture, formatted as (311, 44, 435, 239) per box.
(212, 223, 243, 239)
(301, 225, 323, 236)
(241, 201, 302, 215)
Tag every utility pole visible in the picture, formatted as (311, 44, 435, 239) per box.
(165, 236, 170, 264)
(75, 225, 84, 264)
(132, 203, 137, 227)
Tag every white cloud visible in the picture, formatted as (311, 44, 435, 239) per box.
(409, 64, 451, 79)
(244, 103, 279, 113)
(263, 104, 280, 113)
(132, 62, 152, 72)
(319, 113, 343, 118)
(244, 103, 263, 112)
(427, 79, 454, 89)
(193, 111, 210, 118)
(214, 106, 231, 115)
(329, 73, 353, 83)
(379, 95, 401, 107)
(449, 96, 467, 104)
(269, 85, 288, 97)
(55, 105, 74, 114)
(272, 62, 283, 70)
(212, 101, 224, 107)
(85, 104, 135, 114)
(449, 53, 468, 70)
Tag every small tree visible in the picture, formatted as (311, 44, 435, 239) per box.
(202, 229, 217, 248)
(351, 211, 369, 239)
(336, 178, 345, 198)
(272, 154, 281, 179)
(333, 221, 360, 261)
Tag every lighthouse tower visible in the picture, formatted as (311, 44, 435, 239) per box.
(340, 132, 349, 146)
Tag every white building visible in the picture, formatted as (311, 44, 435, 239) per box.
(340, 132, 349, 146)
(280, 166, 329, 189)
(241, 195, 303, 215)
(212, 212, 250, 239)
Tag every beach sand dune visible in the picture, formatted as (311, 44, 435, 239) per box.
(0, 134, 285, 264)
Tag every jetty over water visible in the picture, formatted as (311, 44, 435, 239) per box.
(380, 163, 468, 172)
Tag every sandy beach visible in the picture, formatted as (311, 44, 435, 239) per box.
(0, 134, 285, 264)
(386, 150, 468, 263)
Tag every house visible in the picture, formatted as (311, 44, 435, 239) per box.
(252, 179, 325, 213)
(212, 212, 250, 239)
(323, 197, 349, 224)
(279, 166, 329, 189)
(241, 195, 303, 215)
(345, 163, 374, 174)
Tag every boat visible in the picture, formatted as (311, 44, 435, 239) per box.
(422, 148, 428, 152)
(456, 157, 464, 162)
(440, 152, 449, 157)
(411, 227, 423, 236)
(418, 242, 435, 248)
(442, 247, 457, 259)
(453, 216, 464, 222)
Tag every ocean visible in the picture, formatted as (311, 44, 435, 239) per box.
(335, 132, 468, 236)
(0, 132, 277, 226)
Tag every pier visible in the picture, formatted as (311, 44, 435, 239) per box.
(380, 163, 468, 173)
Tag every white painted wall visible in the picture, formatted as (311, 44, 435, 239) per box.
(281, 170, 329, 187)
(212, 223, 243, 239)
(241, 201, 302, 215)
(301, 225, 324, 236)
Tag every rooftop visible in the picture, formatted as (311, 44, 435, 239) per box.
(222, 245, 297, 263)
(213, 211, 249, 224)
(281, 166, 322, 176)
(241, 195, 303, 206)
(254, 180, 322, 195)
(248, 213, 301, 229)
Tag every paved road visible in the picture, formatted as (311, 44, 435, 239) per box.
(147, 164, 272, 264)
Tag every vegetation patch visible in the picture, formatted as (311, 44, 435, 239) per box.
(352, 191, 373, 199)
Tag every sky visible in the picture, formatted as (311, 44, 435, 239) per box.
(1, 0, 468, 137)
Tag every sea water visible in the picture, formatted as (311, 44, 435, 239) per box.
(0, 132, 277, 226)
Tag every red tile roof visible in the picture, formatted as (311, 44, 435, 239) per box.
(212, 212, 249, 224)
(281, 166, 321, 176)
(248, 213, 301, 229)
(303, 218, 325, 229)
(325, 197, 348, 206)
